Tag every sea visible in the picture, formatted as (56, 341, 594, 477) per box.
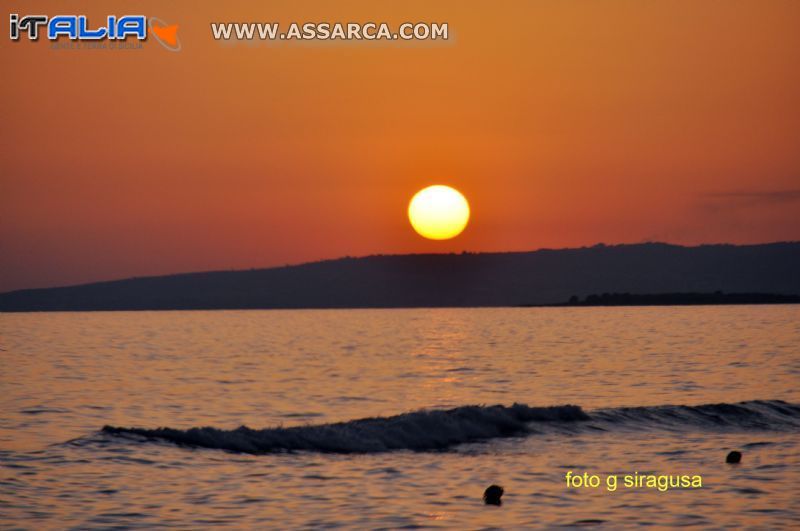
(1, 306, 798, 529)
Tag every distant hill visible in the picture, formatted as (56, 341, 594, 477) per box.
(0, 242, 799, 311)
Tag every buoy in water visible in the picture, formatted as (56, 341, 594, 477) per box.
(726, 451, 742, 464)
(483, 484, 504, 505)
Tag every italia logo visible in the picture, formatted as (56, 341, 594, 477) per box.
(9, 14, 180, 50)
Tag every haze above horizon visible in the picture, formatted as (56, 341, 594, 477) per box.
(2, 1, 799, 292)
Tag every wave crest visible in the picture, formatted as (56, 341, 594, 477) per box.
(593, 400, 800, 430)
(102, 404, 587, 453)
(102, 400, 799, 454)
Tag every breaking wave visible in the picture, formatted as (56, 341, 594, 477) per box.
(102, 400, 799, 454)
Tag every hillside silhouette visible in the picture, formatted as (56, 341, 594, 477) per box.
(0, 242, 798, 311)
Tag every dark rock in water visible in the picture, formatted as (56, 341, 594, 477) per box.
(483, 484, 504, 505)
(726, 451, 742, 464)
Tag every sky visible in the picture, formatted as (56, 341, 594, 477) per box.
(1, 1, 799, 292)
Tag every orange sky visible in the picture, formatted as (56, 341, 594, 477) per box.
(1, 1, 799, 291)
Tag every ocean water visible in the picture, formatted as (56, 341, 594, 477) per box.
(1, 306, 799, 529)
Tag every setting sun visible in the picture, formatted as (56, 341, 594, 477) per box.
(408, 185, 470, 240)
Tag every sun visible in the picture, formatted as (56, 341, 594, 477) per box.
(408, 185, 470, 240)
